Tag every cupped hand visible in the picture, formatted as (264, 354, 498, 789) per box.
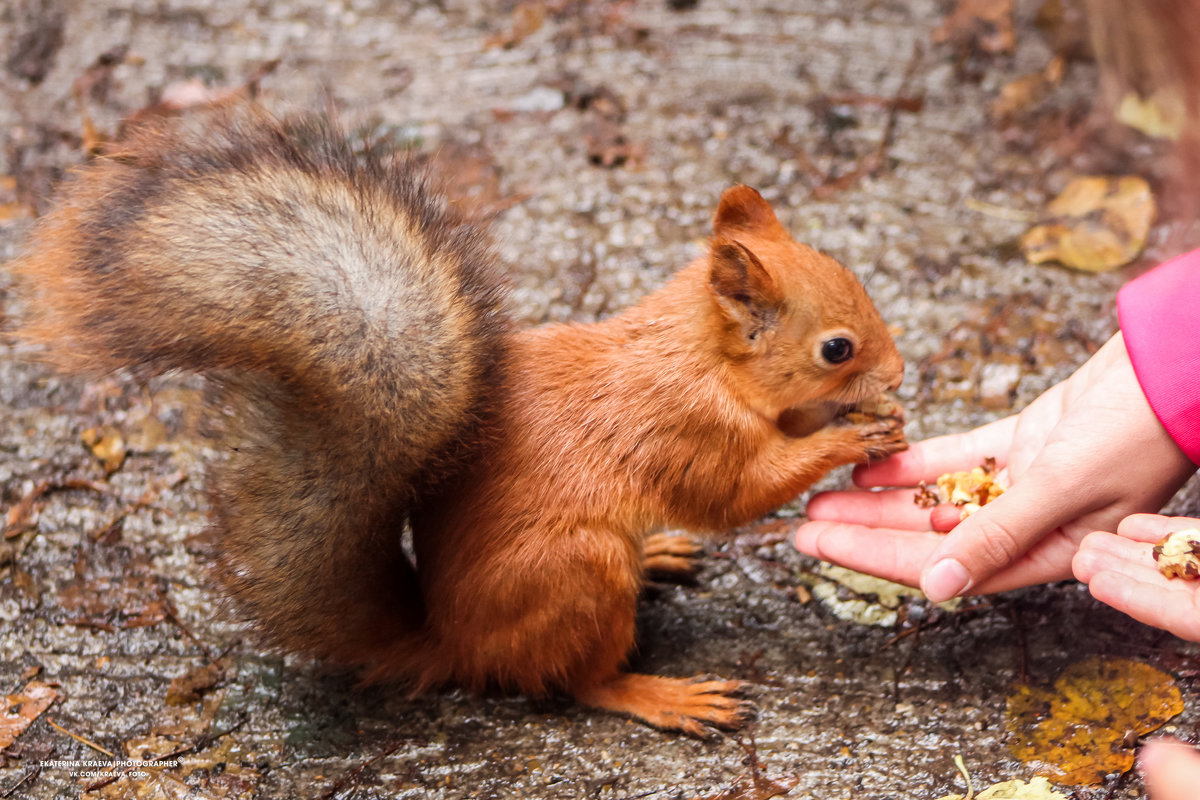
(794, 333, 1196, 602)
(1073, 513, 1200, 642)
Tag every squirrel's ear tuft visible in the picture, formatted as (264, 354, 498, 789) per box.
(713, 185, 787, 239)
(708, 238, 780, 338)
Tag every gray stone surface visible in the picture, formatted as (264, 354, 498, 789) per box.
(2, 0, 1198, 798)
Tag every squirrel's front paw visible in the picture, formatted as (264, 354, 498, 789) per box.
(835, 397, 907, 461)
(853, 416, 908, 461)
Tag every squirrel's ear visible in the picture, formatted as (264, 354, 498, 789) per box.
(713, 185, 787, 239)
(708, 238, 780, 339)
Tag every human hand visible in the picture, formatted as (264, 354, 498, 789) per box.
(1073, 513, 1200, 642)
(794, 333, 1196, 602)
(1139, 737, 1200, 800)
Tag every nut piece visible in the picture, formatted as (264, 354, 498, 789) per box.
(915, 457, 1006, 520)
(1152, 529, 1200, 580)
(841, 395, 905, 426)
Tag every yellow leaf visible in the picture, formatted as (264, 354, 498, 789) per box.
(1020, 176, 1155, 272)
(938, 776, 1068, 800)
(1117, 89, 1184, 141)
(1005, 658, 1183, 786)
(81, 426, 127, 475)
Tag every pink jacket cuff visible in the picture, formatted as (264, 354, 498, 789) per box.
(1117, 248, 1200, 465)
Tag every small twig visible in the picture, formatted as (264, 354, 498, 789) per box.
(159, 591, 215, 662)
(45, 717, 117, 758)
(812, 45, 923, 200)
(880, 620, 923, 650)
(953, 754, 975, 800)
(3, 479, 52, 539)
(83, 715, 248, 793)
(964, 196, 1038, 223)
(316, 740, 406, 800)
(82, 741, 192, 793)
(0, 767, 39, 798)
(63, 619, 118, 633)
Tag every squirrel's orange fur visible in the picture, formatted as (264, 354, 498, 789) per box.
(13, 104, 905, 735)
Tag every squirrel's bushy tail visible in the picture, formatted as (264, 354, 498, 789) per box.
(13, 104, 508, 666)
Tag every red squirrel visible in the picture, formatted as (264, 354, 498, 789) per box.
(13, 103, 906, 735)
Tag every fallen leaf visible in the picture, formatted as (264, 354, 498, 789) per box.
(0, 175, 32, 224)
(583, 116, 644, 169)
(804, 564, 959, 627)
(1019, 175, 1155, 272)
(695, 771, 798, 800)
(166, 663, 224, 706)
(485, 1, 545, 49)
(992, 55, 1065, 119)
(1116, 89, 1184, 140)
(81, 426, 128, 475)
(58, 549, 169, 630)
(0, 680, 59, 751)
(0, 200, 32, 223)
(1005, 658, 1183, 785)
(1034, 0, 1092, 60)
(938, 776, 1068, 800)
(694, 737, 799, 800)
(932, 0, 1016, 55)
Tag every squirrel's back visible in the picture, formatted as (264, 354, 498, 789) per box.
(14, 104, 509, 663)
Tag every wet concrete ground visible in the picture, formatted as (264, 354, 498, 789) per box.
(2, 0, 1200, 797)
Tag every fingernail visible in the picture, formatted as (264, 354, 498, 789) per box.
(922, 558, 972, 603)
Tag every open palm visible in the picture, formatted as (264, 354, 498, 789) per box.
(794, 333, 1196, 602)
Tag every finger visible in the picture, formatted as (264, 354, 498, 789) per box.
(930, 504, 962, 532)
(806, 488, 936, 530)
(1118, 513, 1200, 544)
(1072, 531, 1158, 583)
(965, 531, 1079, 595)
(1140, 738, 1200, 800)
(792, 520, 942, 588)
(852, 415, 1018, 487)
(1087, 570, 1200, 642)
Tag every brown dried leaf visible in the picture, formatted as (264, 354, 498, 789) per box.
(0, 680, 59, 751)
(1020, 175, 1156, 272)
(1035, 0, 1092, 59)
(485, 1, 546, 49)
(992, 56, 1066, 119)
(58, 551, 168, 630)
(81, 426, 127, 475)
(932, 0, 1016, 55)
(1006, 658, 1183, 785)
(165, 663, 224, 706)
(583, 116, 644, 169)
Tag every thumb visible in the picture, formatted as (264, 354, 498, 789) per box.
(919, 461, 1083, 602)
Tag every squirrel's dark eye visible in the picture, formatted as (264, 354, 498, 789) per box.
(821, 337, 854, 364)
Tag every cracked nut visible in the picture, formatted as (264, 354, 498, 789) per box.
(1152, 529, 1200, 580)
(915, 457, 1006, 522)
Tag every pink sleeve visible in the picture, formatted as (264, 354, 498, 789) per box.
(1117, 248, 1200, 465)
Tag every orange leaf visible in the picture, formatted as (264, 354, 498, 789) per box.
(0, 680, 59, 751)
(1006, 658, 1183, 785)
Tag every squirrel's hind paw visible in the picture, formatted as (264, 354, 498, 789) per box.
(642, 532, 703, 583)
(574, 673, 754, 736)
